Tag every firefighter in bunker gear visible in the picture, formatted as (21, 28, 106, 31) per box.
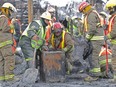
(104, 0, 116, 81)
(45, 6, 56, 45)
(48, 22, 74, 74)
(0, 2, 16, 81)
(19, 12, 51, 68)
(71, 16, 83, 36)
(99, 12, 113, 78)
(78, 1, 104, 81)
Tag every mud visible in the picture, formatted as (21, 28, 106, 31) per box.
(1, 74, 116, 87)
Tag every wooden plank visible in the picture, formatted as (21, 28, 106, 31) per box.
(28, 0, 33, 23)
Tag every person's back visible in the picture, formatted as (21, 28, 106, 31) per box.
(78, 1, 104, 81)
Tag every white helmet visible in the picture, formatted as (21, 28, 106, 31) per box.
(40, 11, 51, 20)
(47, 6, 55, 12)
(1, 3, 17, 13)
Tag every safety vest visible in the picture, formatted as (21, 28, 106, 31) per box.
(0, 15, 13, 49)
(8, 19, 14, 34)
(51, 30, 66, 49)
(84, 10, 104, 40)
(0, 15, 14, 33)
(45, 25, 51, 45)
(84, 10, 102, 32)
(107, 14, 116, 44)
(22, 20, 45, 49)
(108, 14, 116, 33)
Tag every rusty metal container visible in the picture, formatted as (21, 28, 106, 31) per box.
(40, 51, 66, 82)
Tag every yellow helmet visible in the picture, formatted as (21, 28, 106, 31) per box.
(40, 11, 51, 20)
(104, 0, 116, 11)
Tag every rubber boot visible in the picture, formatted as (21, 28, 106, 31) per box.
(108, 75, 116, 83)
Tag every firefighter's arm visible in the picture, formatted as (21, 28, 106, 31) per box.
(107, 17, 116, 39)
(27, 21, 40, 40)
(85, 12, 98, 40)
(63, 33, 74, 52)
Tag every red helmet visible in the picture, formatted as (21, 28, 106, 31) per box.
(53, 22, 63, 30)
(78, 2, 90, 12)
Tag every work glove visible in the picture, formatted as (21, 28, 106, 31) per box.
(85, 34, 93, 42)
(48, 45, 55, 51)
(97, 23, 102, 28)
(62, 47, 68, 53)
(42, 45, 49, 51)
(32, 35, 39, 41)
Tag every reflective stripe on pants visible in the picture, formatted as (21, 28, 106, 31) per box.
(89, 68, 101, 73)
(99, 59, 111, 65)
(26, 58, 32, 61)
(0, 40, 12, 48)
(0, 74, 14, 81)
(91, 36, 104, 40)
(111, 40, 116, 45)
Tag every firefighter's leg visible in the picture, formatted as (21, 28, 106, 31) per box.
(65, 52, 73, 75)
(23, 46, 34, 68)
(99, 55, 113, 79)
(88, 41, 102, 77)
(19, 40, 34, 68)
(1, 45, 15, 81)
(111, 45, 116, 81)
(0, 50, 5, 82)
(84, 51, 99, 82)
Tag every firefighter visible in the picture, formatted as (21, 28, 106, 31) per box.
(45, 6, 56, 45)
(104, 0, 116, 81)
(78, 1, 104, 81)
(19, 12, 51, 68)
(11, 17, 22, 53)
(65, 15, 72, 33)
(71, 15, 90, 74)
(71, 15, 83, 36)
(99, 11, 113, 78)
(48, 22, 74, 74)
(0, 3, 17, 82)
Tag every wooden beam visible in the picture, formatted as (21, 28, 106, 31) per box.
(28, 0, 33, 23)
